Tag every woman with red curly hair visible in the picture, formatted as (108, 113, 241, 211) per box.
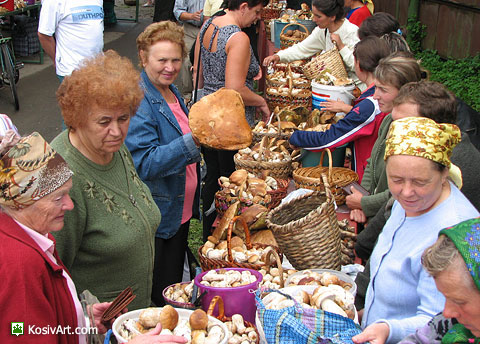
(50, 50, 161, 311)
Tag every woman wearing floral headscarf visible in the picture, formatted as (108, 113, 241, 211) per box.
(352, 117, 480, 344)
(0, 133, 186, 344)
(398, 217, 480, 344)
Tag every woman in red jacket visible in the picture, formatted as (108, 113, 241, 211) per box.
(0, 131, 186, 344)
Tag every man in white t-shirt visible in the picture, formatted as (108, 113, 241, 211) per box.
(38, 0, 104, 82)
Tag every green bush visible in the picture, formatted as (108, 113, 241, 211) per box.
(406, 20, 480, 112)
(417, 50, 480, 112)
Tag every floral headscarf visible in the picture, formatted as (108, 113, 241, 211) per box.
(439, 217, 480, 344)
(384, 117, 463, 188)
(0, 132, 73, 209)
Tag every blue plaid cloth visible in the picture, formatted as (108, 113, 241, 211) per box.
(256, 289, 363, 344)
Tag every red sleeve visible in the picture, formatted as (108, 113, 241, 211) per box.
(349, 5, 372, 27)
(0, 240, 63, 343)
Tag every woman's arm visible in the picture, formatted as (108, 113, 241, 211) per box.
(225, 32, 269, 120)
(125, 108, 201, 181)
(192, 31, 204, 89)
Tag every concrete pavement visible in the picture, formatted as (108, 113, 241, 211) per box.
(0, 18, 151, 142)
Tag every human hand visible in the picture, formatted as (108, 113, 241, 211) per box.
(346, 187, 363, 209)
(91, 302, 125, 334)
(320, 98, 353, 113)
(258, 101, 271, 122)
(352, 322, 390, 344)
(350, 209, 366, 223)
(190, 9, 203, 21)
(127, 324, 188, 344)
(254, 68, 263, 81)
(263, 54, 280, 67)
(330, 33, 344, 50)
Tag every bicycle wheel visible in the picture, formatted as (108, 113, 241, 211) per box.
(1, 44, 19, 111)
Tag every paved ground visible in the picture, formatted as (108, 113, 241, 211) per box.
(0, 4, 154, 142)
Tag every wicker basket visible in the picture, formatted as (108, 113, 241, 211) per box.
(266, 175, 342, 270)
(265, 86, 312, 112)
(261, 6, 282, 20)
(252, 113, 294, 145)
(260, 246, 286, 288)
(302, 44, 348, 81)
(280, 22, 310, 49)
(207, 295, 260, 344)
(234, 152, 292, 180)
(293, 148, 358, 205)
(198, 216, 283, 271)
(214, 177, 288, 217)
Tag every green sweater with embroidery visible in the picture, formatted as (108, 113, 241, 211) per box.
(51, 130, 161, 310)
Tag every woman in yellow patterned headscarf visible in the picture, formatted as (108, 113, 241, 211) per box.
(353, 117, 480, 344)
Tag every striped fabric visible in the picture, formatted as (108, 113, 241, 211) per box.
(0, 114, 18, 136)
(256, 289, 362, 344)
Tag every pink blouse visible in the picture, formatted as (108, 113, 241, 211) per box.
(168, 99, 198, 224)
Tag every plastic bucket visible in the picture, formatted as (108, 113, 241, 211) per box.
(273, 21, 298, 48)
(194, 268, 263, 323)
(300, 145, 348, 167)
(311, 81, 355, 115)
(0, 0, 14, 11)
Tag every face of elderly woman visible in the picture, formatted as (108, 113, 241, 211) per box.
(373, 80, 399, 113)
(435, 261, 480, 336)
(13, 179, 74, 235)
(74, 105, 130, 164)
(140, 40, 183, 91)
(386, 155, 449, 217)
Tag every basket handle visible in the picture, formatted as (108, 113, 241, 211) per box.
(263, 246, 284, 288)
(318, 148, 333, 181)
(207, 295, 227, 321)
(227, 216, 253, 263)
(320, 173, 335, 202)
(280, 22, 299, 36)
(296, 22, 310, 35)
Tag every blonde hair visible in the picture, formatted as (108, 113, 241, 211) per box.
(136, 21, 187, 66)
(374, 53, 422, 90)
(57, 50, 143, 129)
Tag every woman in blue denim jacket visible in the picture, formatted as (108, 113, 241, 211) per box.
(125, 21, 202, 306)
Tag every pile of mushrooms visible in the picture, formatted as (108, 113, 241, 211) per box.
(119, 306, 225, 344)
(164, 281, 196, 304)
(217, 169, 278, 206)
(237, 137, 292, 163)
(263, 284, 355, 319)
(258, 266, 297, 289)
(224, 314, 258, 344)
(288, 270, 354, 293)
(199, 269, 258, 288)
(201, 233, 277, 265)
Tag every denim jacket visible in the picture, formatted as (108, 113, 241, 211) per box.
(125, 71, 202, 239)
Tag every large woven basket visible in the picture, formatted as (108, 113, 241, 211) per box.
(265, 87, 312, 112)
(234, 152, 292, 180)
(280, 22, 310, 48)
(261, 5, 282, 20)
(207, 296, 260, 344)
(252, 113, 295, 145)
(214, 177, 289, 217)
(302, 44, 348, 81)
(293, 148, 358, 205)
(266, 175, 342, 270)
(198, 216, 283, 271)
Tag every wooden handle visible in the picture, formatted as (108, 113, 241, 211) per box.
(227, 216, 252, 263)
(263, 247, 284, 288)
(319, 148, 333, 181)
(207, 295, 226, 321)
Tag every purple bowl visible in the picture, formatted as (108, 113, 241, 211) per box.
(194, 268, 263, 323)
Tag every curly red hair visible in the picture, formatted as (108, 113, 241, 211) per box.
(56, 50, 143, 129)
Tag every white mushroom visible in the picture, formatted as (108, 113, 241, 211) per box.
(232, 314, 246, 335)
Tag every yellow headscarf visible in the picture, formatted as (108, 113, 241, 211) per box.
(384, 117, 463, 188)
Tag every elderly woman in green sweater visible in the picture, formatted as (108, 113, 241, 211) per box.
(51, 50, 161, 310)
